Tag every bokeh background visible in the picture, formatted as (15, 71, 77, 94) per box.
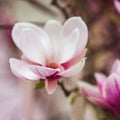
(0, 0, 120, 120)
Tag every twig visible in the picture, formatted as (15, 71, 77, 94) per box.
(58, 81, 78, 97)
(51, 0, 68, 19)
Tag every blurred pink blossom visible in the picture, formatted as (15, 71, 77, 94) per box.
(114, 0, 120, 13)
(10, 17, 88, 94)
(78, 60, 120, 115)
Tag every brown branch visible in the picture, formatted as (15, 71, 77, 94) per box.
(51, 0, 68, 19)
(58, 81, 78, 97)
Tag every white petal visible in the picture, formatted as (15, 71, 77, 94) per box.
(58, 58, 86, 77)
(12, 22, 51, 65)
(62, 17, 88, 56)
(44, 20, 62, 62)
(61, 49, 87, 69)
(59, 28, 81, 63)
(9, 58, 40, 80)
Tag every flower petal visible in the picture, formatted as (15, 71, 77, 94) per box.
(44, 20, 62, 61)
(30, 65, 60, 77)
(103, 73, 120, 109)
(58, 58, 86, 77)
(9, 58, 40, 80)
(88, 97, 113, 109)
(45, 79, 58, 94)
(111, 59, 120, 74)
(94, 72, 107, 91)
(114, 0, 120, 13)
(59, 28, 81, 63)
(78, 81, 102, 98)
(78, 81, 114, 111)
(61, 17, 88, 56)
(61, 49, 87, 69)
(12, 22, 51, 65)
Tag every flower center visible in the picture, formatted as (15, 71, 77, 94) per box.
(46, 62, 65, 80)
(47, 62, 65, 72)
(47, 62, 59, 69)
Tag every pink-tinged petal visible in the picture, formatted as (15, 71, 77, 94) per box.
(44, 20, 62, 62)
(59, 58, 86, 77)
(114, 0, 120, 13)
(59, 28, 81, 63)
(88, 97, 113, 110)
(103, 73, 120, 107)
(111, 59, 120, 74)
(21, 55, 37, 65)
(78, 82, 112, 109)
(61, 17, 88, 56)
(30, 65, 60, 77)
(78, 81, 102, 98)
(9, 58, 40, 80)
(62, 49, 87, 69)
(94, 72, 107, 91)
(12, 22, 51, 65)
(45, 79, 58, 94)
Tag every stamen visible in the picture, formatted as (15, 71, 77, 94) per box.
(47, 62, 59, 69)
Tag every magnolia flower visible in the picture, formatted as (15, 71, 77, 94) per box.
(79, 60, 120, 115)
(10, 17, 88, 94)
(114, 0, 120, 14)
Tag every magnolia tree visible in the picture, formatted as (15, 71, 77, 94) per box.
(0, 0, 120, 120)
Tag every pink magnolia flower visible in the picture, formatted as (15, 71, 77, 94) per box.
(78, 60, 120, 115)
(114, 0, 120, 14)
(10, 17, 88, 94)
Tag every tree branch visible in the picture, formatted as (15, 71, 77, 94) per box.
(58, 81, 78, 97)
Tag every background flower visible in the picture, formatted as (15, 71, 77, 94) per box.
(79, 60, 120, 115)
